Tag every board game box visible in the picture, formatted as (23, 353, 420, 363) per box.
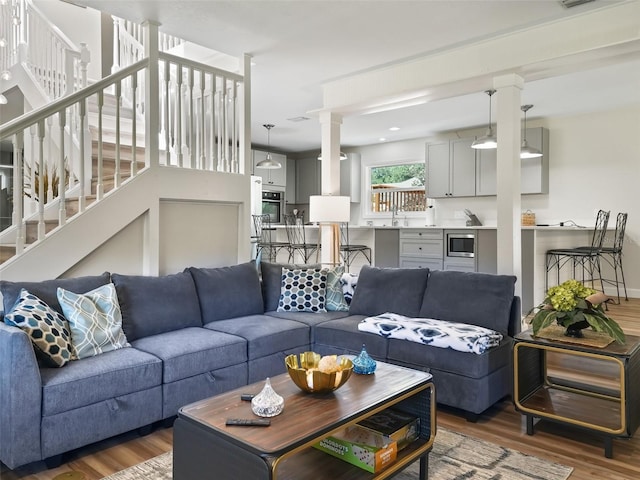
(313, 408, 419, 473)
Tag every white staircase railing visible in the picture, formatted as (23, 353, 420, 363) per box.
(0, 60, 149, 254)
(0, 21, 248, 266)
(0, 0, 90, 100)
(159, 52, 242, 172)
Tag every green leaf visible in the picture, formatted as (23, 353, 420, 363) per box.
(530, 310, 557, 335)
(583, 313, 626, 344)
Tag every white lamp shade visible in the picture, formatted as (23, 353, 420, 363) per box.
(309, 195, 351, 223)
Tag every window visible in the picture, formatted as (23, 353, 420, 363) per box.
(366, 162, 426, 216)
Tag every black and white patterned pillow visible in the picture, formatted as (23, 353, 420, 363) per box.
(340, 272, 358, 305)
(3, 289, 75, 367)
(277, 268, 327, 312)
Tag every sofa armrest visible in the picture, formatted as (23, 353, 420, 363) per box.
(508, 296, 522, 338)
(0, 322, 43, 468)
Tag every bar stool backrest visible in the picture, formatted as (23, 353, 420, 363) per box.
(612, 212, 628, 253)
(589, 209, 610, 253)
(284, 214, 306, 246)
(253, 214, 273, 244)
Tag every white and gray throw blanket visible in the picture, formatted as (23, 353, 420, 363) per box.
(359, 312, 503, 354)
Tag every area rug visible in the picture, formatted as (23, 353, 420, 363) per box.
(101, 428, 573, 480)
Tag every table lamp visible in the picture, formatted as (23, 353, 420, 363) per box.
(309, 195, 351, 265)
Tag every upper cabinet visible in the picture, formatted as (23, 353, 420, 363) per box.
(340, 153, 361, 202)
(252, 150, 287, 188)
(295, 156, 321, 204)
(285, 156, 296, 204)
(426, 138, 476, 198)
(475, 127, 549, 196)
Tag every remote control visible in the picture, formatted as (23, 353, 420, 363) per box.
(225, 418, 271, 427)
(240, 394, 255, 401)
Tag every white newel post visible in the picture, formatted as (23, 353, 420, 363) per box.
(319, 111, 343, 266)
(494, 73, 523, 303)
(240, 53, 252, 176)
(143, 20, 161, 275)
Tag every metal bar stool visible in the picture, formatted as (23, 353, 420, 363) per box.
(600, 212, 628, 304)
(283, 213, 317, 263)
(339, 223, 371, 272)
(545, 209, 610, 291)
(252, 214, 288, 263)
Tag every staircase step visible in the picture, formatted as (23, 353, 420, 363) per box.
(0, 245, 16, 263)
(92, 140, 147, 163)
(65, 195, 97, 218)
(25, 219, 59, 244)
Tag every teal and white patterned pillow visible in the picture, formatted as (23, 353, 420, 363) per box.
(326, 265, 349, 312)
(277, 268, 328, 313)
(57, 283, 129, 359)
(3, 289, 75, 367)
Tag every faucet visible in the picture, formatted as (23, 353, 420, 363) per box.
(391, 205, 398, 226)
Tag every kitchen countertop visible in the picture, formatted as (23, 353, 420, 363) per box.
(274, 224, 595, 231)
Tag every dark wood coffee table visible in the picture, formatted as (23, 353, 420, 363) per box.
(173, 361, 435, 479)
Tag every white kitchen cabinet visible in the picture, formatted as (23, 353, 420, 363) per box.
(253, 150, 287, 188)
(475, 127, 549, 196)
(340, 153, 361, 202)
(399, 229, 443, 270)
(295, 156, 320, 204)
(443, 258, 477, 272)
(426, 138, 476, 198)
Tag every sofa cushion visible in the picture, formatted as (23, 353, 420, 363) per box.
(3, 289, 75, 367)
(265, 310, 351, 328)
(314, 315, 388, 359)
(204, 315, 309, 360)
(111, 272, 202, 342)
(1, 272, 111, 316)
(387, 336, 513, 379)
(39, 347, 162, 417)
(348, 266, 430, 318)
(418, 270, 516, 336)
(188, 262, 264, 322)
(57, 283, 129, 359)
(260, 262, 320, 312)
(265, 310, 351, 344)
(277, 268, 327, 313)
(131, 327, 247, 383)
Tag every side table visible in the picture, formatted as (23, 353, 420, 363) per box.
(513, 330, 640, 458)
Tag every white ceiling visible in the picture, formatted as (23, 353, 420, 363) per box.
(76, 0, 640, 153)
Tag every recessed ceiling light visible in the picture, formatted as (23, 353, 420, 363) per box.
(379, 137, 386, 142)
(389, 127, 400, 131)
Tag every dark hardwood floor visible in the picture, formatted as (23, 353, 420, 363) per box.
(2, 298, 639, 480)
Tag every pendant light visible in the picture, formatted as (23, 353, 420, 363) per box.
(520, 105, 543, 159)
(256, 124, 282, 169)
(317, 152, 348, 161)
(471, 89, 497, 150)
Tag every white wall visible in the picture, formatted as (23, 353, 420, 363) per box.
(349, 105, 640, 297)
(159, 200, 240, 275)
(63, 215, 145, 278)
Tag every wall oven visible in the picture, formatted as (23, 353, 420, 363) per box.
(262, 191, 284, 224)
(446, 232, 475, 258)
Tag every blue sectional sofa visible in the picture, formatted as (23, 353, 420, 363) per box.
(0, 262, 519, 469)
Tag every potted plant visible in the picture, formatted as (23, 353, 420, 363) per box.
(529, 279, 625, 344)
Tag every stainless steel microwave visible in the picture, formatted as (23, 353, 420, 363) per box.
(446, 233, 475, 258)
